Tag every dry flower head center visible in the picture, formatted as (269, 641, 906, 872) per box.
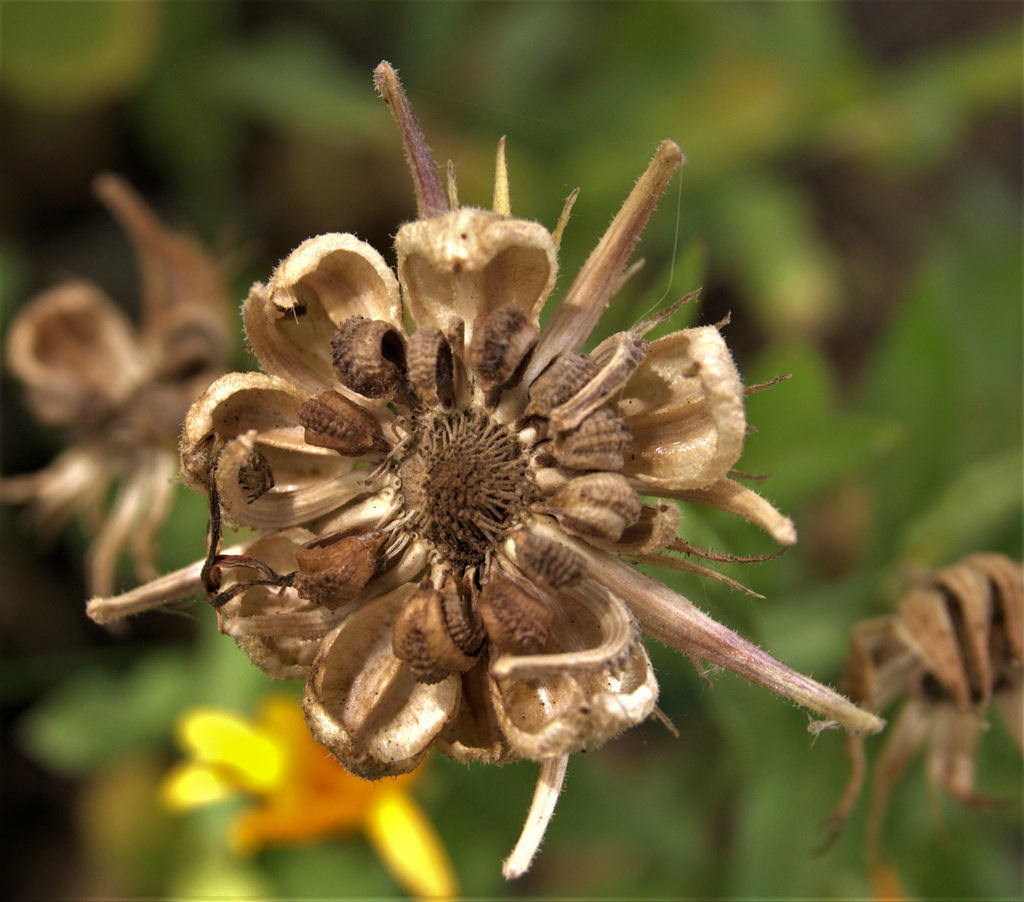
(396, 410, 533, 571)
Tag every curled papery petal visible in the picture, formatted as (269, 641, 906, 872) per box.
(304, 583, 461, 779)
(616, 326, 745, 491)
(661, 477, 797, 546)
(395, 208, 557, 346)
(488, 584, 657, 760)
(6, 282, 145, 427)
(217, 530, 334, 679)
(180, 372, 297, 490)
(215, 429, 369, 530)
(244, 234, 402, 395)
(584, 546, 885, 736)
(0, 444, 110, 536)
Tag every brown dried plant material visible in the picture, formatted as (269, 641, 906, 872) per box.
(821, 553, 1023, 864)
(87, 61, 883, 878)
(2, 175, 231, 596)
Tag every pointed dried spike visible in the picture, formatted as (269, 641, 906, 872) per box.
(374, 61, 448, 219)
(92, 172, 229, 340)
(446, 159, 459, 209)
(582, 545, 885, 736)
(503, 756, 568, 879)
(528, 140, 685, 383)
(551, 188, 579, 251)
(493, 136, 511, 216)
(631, 287, 702, 337)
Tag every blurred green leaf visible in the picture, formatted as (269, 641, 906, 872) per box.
(740, 343, 900, 509)
(900, 447, 1024, 565)
(18, 650, 193, 776)
(2, 0, 164, 112)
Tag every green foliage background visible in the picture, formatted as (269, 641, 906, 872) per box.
(2, 2, 1021, 899)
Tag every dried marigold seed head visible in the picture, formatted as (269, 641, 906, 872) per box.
(477, 576, 554, 655)
(299, 389, 388, 455)
(510, 529, 587, 589)
(550, 472, 642, 541)
(468, 304, 538, 394)
(552, 406, 631, 471)
(292, 529, 385, 609)
(407, 326, 456, 409)
(330, 315, 412, 403)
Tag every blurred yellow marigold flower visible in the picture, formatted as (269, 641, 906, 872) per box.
(162, 695, 458, 900)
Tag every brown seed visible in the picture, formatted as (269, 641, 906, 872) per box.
(330, 315, 412, 403)
(548, 331, 647, 434)
(468, 304, 538, 393)
(392, 577, 485, 683)
(293, 529, 385, 609)
(299, 390, 388, 455)
(552, 406, 631, 471)
(437, 574, 487, 659)
(550, 472, 641, 541)
(477, 576, 553, 654)
(524, 352, 597, 418)
(407, 326, 455, 409)
(393, 585, 452, 684)
(510, 528, 586, 589)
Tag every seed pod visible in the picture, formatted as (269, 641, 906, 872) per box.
(509, 528, 587, 589)
(477, 576, 553, 654)
(330, 315, 412, 403)
(236, 447, 275, 503)
(550, 472, 641, 541)
(468, 304, 538, 393)
(407, 326, 455, 409)
(393, 578, 485, 683)
(293, 528, 385, 609)
(548, 331, 647, 434)
(524, 352, 596, 418)
(299, 390, 388, 455)
(552, 406, 631, 471)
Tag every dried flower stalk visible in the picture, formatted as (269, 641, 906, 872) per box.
(3, 175, 231, 596)
(821, 553, 1023, 863)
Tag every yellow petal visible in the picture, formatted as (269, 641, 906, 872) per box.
(177, 708, 284, 793)
(364, 789, 458, 901)
(160, 762, 236, 811)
